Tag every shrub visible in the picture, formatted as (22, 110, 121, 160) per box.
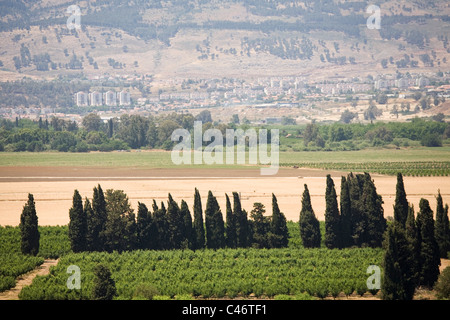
(92, 264, 117, 300)
(274, 294, 293, 300)
(152, 295, 171, 300)
(0, 276, 16, 292)
(295, 292, 315, 300)
(356, 282, 367, 296)
(132, 283, 159, 300)
(174, 294, 194, 300)
(420, 133, 442, 147)
(435, 267, 450, 300)
(315, 284, 328, 299)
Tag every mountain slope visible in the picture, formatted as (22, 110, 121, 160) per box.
(0, 0, 449, 81)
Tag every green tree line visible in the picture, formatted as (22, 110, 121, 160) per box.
(298, 117, 449, 150)
(2, 113, 449, 153)
(67, 186, 289, 253)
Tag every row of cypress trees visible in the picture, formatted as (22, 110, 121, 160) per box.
(20, 172, 448, 259)
(382, 173, 449, 299)
(301, 172, 387, 249)
(68, 185, 290, 253)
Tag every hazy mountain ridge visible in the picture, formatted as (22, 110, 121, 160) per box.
(0, 0, 449, 80)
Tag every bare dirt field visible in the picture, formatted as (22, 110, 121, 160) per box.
(0, 167, 449, 226)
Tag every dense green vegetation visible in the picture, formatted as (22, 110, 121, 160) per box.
(18, 247, 384, 300)
(1, 113, 448, 154)
(277, 118, 449, 151)
(0, 220, 310, 295)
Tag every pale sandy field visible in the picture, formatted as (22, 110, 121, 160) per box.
(0, 167, 448, 226)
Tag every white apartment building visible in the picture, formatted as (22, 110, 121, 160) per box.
(75, 91, 88, 107)
(89, 91, 102, 106)
(118, 90, 131, 106)
(416, 77, 430, 88)
(104, 91, 117, 106)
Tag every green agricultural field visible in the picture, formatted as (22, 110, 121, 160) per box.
(279, 147, 450, 164)
(283, 161, 450, 177)
(0, 147, 449, 176)
(1, 147, 449, 166)
(19, 247, 383, 300)
(279, 147, 450, 176)
(0, 151, 252, 169)
(0, 151, 174, 168)
(2, 222, 384, 300)
(0, 225, 70, 292)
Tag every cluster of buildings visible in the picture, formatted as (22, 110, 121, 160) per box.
(374, 76, 431, 90)
(75, 90, 131, 107)
(150, 74, 444, 104)
(72, 73, 449, 110)
(158, 92, 209, 101)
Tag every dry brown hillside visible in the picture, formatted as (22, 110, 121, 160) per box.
(0, 0, 449, 82)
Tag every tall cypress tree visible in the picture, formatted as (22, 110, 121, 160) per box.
(215, 196, 226, 250)
(136, 202, 152, 250)
(68, 189, 87, 253)
(167, 193, 183, 249)
(435, 190, 450, 258)
(20, 193, 40, 256)
(249, 202, 269, 248)
(152, 200, 169, 250)
(446, 204, 450, 257)
(347, 173, 365, 247)
(324, 175, 341, 249)
(405, 204, 420, 287)
(361, 174, 386, 248)
(393, 173, 409, 227)
(271, 193, 289, 248)
(180, 200, 193, 249)
(108, 118, 114, 138)
(233, 192, 249, 248)
(225, 193, 237, 248)
(150, 200, 160, 248)
(299, 184, 321, 248)
(87, 184, 108, 251)
(416, 198, 441, 288)
(83, 197, 94, 249)
(339, 176, 352, 248)
(381, 222, 416, 300)
(205, 191, 225, 249)
(192, 188, 205, 250)
(124, 210, 137, 251)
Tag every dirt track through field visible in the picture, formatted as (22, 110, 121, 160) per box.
(0, 167, 449, 226)
(0, 259, 58, 300)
